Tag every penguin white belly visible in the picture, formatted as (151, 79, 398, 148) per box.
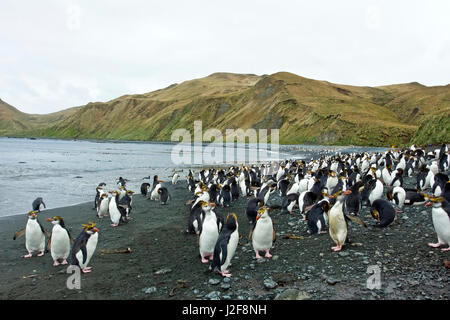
(50, 225, 70, 260)
(172, 174, 179, 184)
(25, 220, 45, 252)
(393, 187, 406, 208)
(220, 228, 239, 271)
(382, 170, 392, 185)
(287, 200, 296, 213)
(287, 183, 299, 195)
(434, 186, 442, 197)
(252, 219, 273, 251)
(150, 185, 161, 201)
(431, 208, 450, 245)
(109, 198, 121, 224)
(369, 181, 384, 205)
(239, 180, 247, 196)
(199, 217, 219, 256)
(98, 198, 109, 217)
(328, 212, 347, 245)
(76, 232, 98, 269)
(298, 191, 307, 213)
(326, 177, 338, 192)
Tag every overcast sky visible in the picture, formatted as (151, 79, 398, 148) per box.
(1, 1, 449, 114)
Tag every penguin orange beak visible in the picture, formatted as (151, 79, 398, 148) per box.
(425, 202, 432, 208)
(209, 202, 216, 208)
(45, 217, 53, 222)
(92, 227, 99, 232)
(344, 190, 352, 195)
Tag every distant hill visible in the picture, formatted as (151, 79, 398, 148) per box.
(1, 72, 449, 146)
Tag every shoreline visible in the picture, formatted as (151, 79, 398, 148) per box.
(0, 135, 396, 150)
(1, 173, 449, 300)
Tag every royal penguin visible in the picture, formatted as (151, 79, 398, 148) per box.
(140, 183, 151, 196)
(386, 186, 406, 211)
(403, 189, 427, 206)
(70, 222, 99, 273)
(187, 200, 203, 234)
(172, 171, 180, 184)
(306, 200, 331, 235)
(432, 173, 449, 197)
(416, 166, 429, 191)
(198, 202, 221, 263)
(365, 179, 384, 206)
(118, 190, 134, 221)
(218, 185, 232, 207)
(93, 184, 106, 211)
(210, 213, 239, 278)
(328, 191, 347, 251)
(281, 193, 298, 215)
(390, 169, 404, 187)
(45, 216, 73, 266)
(150, 179, 164, 201)
(108, 190, 122, 227)
(381, 165, 393, 186)
(13, 210, 48, 258)
(246, 197, 264, 224)
(32, 197, 46, 212)
(250, 206, 275, 259)
(97, 193, 109, 218)
(344, 181, 364, 216)
(425, 197, 450, 251)
(370, 199, 396, 228)
(158, 186, 171, 205)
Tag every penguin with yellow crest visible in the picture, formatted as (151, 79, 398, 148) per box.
(250, 206, 275, 259)
(210, 213, 239, 277)
(13, 210, 49, 258)
(70, 222, 99, 273)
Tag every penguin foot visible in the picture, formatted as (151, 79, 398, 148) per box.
(428, 242, 442, 248)
(201, 257, 209, 263)
(81, 267, 92, 273)
(23, 253, 32, 258)
(53, 260, 60, 266)
(110, 223, 119, 227)
(61, 259, 68, 265)
(37, 251, 44, 257)
(220, 271, 232, 278)
(331, 245, 342, 251)
(441, 247, 450, 252)
(255, 253, 263, 259)
(209, 255, 213, 261)
(264, 251, 272, 258)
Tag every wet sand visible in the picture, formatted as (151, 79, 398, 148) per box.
(0, 175, 448, 300)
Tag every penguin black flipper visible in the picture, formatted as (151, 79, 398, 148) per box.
(70, 235, 89, 265)
(344, 214, 367, 228)
(13, 228, 25, 240)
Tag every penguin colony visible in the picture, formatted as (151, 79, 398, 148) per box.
(12, 143, 450, 279)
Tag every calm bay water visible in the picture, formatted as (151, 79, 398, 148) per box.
(0, 137, 386, 217)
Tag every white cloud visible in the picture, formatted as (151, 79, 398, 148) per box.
(0, 0, 449, 114)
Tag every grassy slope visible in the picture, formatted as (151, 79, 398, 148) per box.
(1, 73, 448, 146)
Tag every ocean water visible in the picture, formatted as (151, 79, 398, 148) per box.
(0, 137, 387, 217)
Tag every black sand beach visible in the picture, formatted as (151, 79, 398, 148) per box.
(1, 174, 448, 301)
